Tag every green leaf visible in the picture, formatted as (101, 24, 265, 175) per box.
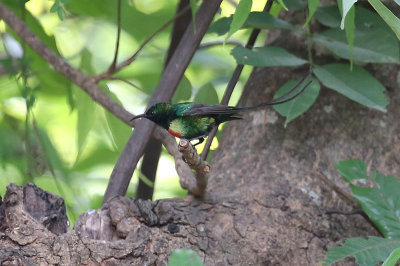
(209, 12, 296, 35)
(382, 247, 400, 266)
(323, 237, 400, 265)
(72, 144, 118, 171)
(231, 46, 307, 67)
(303, 0, 320, 27)
(339, 0, 357, 30)
(351, 185, 400, 239)
(225, 0, 252, 41)
(343, 5, 355, 68)
(284, 0, 308, 10)
(273, 77, 320, 127)
(314, 5, 341, 27)
(189, 0, 199, 33)
(172, 75, 192, 103)
(2, 1, 72, 97)
(313, 64, 388, 112)
(276, 0, 289, 10)
(75, 50, 96, 162)
(35, 127, 68, 179)
(334, 159, 367, 182)
(313, 6, 399, 64)
(103, 85, 131, 152)
(194, 83, 219, 105)
(168, 248, 203, 266)
(368, 0, 400, 40)
(368, 172, 400, 238)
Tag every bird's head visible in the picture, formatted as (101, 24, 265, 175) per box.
(130, 103, 172, 128)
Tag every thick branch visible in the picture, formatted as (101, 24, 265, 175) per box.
(103, 0, 223, 203)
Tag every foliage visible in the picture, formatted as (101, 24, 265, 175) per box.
(0, 0, 398, 228)
(324, 159, 400, 265)
(168, 248, 203, 266)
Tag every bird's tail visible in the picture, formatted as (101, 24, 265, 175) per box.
(240, 74, 313, 111)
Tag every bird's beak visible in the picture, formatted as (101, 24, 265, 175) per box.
(130, 114, 146, 121)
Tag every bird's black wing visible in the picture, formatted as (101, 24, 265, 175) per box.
(183, 104, 243, 116)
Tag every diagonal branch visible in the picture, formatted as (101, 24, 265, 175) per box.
(95, 4, 191, 82)
(108, 0, 122, 73)
(0, 2, 182, 174)
(102, 0, 223, 203)
(0, 3, 132, 125)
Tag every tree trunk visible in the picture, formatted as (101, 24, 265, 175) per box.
(1, 35, 399, 265)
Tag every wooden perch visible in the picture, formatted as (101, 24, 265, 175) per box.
(178, 139, 210, 196)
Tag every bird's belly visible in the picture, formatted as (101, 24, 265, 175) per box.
(169, 117, 215, 140)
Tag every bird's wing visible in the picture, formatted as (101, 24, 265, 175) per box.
(183, 103, 243, 116)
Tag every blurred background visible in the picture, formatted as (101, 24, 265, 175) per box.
(0, 0, 269, 225)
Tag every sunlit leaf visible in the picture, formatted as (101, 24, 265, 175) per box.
(334, 158, 367, 182)
(225, 0, 252, 41)
(273, 77, 320, 127)
(231, 46, 307, 67)
(323, 237, 400, 265)
(194, 83, 219, 105)
(313, 64, 388, 112)
(168, 248, 203, 266)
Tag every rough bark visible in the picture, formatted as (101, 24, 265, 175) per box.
(1, 29, 400, 266)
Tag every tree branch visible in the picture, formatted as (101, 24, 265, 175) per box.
(103, 0, 223, 203)
(95, 4, 191, 81)
(107, 0, 122, 73)
(137, 0, 192, 200)
(0, 2, 186, 187)
(0, 3, 132, 125)
(178, 139, 209, 196)
(201, 0, 274, 160)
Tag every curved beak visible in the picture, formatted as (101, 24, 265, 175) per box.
(130, 114, 146, 121)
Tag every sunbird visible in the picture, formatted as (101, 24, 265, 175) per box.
(131, 76, 312, 145)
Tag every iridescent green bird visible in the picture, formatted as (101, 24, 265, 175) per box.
(131, 76, 312, 145)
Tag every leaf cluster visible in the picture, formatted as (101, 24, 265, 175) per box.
(324, 159, 400, 266)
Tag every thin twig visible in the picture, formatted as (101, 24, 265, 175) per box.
(201, 0, 274, 160)
(108, 76, 144, 91)
(95, 4, 191, 82)
(108, 0, 122, 73)
(314, 171, 358, 208)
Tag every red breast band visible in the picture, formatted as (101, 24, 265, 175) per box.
(168, 129, 183, 138)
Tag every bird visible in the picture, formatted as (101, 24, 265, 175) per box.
(131, 75, 313, 146)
